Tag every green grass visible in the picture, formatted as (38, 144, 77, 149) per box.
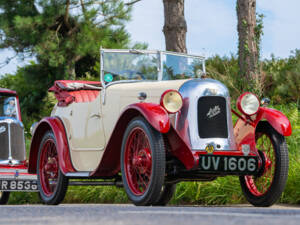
(7, 104, 300, 205)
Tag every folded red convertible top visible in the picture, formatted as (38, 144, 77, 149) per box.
(49, 80, 102, 106)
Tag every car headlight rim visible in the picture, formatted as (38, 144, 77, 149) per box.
(237, 92, 260, 116)
(160, 90, 183, 114)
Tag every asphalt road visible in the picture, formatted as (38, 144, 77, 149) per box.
(1, 204, 300, 225)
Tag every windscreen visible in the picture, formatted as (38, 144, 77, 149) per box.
(162, 53, 205, 80)
(102, 52, 159, 84)
(0, 96, 17, 118)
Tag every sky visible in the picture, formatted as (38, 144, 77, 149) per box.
(1, 0, 300, 75)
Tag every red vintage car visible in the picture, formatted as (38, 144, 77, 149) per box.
(0, 88, 38, 204)
(28, 49, 291, 206)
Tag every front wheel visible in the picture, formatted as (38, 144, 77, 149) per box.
(121, 117, 166, 206)
(37, 131, 69, 205)
(240, 121, 289, 207)
(0, 192, 10, 204)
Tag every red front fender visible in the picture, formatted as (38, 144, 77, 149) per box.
(254, 107, 292, 136)
(28, 117, 75, 174)
(234, 107, 292, 155)
(125, 103, 170, 133)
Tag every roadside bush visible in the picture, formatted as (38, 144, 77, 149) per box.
(262, 50, 300, 104)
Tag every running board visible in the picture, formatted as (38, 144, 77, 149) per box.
(69, 180, 123, 187)
(65, 172, 90, 178)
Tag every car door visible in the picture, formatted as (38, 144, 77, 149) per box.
(62, 93, 106, 171)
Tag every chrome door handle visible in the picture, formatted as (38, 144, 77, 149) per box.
(90, 114, 101, 118)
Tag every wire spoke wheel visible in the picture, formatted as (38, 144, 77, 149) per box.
(245, 133, 275, 196)
(125, 127, 152, 195)
(37, 131, 68, 205)
(39, 139, 59, 197)
(239, 121, 288, 207)
(121, 117, 166, 206)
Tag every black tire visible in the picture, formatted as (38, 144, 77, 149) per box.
(121, 117, 166, 206)
(240, 121, 289, 207)
(153, 184, 176, 206)
(37, 131, 69, 205)
(0, 192, 10, 205)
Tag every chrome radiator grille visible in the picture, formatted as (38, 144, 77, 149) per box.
(0, 123, 9, 159)
(197, 96, 228, 138)
(0, 121, 26, 162)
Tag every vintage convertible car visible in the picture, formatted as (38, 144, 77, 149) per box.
(0, 88, 38, 204)
(28, 49, 291, 206)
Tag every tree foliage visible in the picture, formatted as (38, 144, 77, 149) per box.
(0, 0, 139, 127)
(262, 50, 300, 103)
(0, 0, 134, 78)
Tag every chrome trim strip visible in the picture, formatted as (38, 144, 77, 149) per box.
(71, 147, 104, 151)
(65, 172, 90, 177)
(0, 175, 37, 180)
(100, 48, 205, 59)
(100, 48, 106, 104)
(202, 60, 206, 74)
(104, 79, 150, 88)
(0, 160, 23, 165)
(8, 121, 12, 162)
(158, 51, 163, 81)
(14, 97, 20, 121)
(0, 169, 28, 173)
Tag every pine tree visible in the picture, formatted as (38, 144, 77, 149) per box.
(0, 0, 136, 126)
(0, 0, 134, 79)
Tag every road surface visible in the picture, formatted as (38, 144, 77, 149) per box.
(1, 204, 300, 225)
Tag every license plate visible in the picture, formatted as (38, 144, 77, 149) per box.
(199, 155, 258, 174)
(0, 180, 38, 192)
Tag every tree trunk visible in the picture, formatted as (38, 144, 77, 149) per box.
(163, 0, 187, 53)
(237, 0, 258, 80)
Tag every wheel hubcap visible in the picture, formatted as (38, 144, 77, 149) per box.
(124, 127, 152, 195)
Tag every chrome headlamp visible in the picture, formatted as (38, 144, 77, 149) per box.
(160, 90, 183, 114)
(237, 92, 260, 116)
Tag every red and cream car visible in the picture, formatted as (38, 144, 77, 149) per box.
(28, 49, 291, 206)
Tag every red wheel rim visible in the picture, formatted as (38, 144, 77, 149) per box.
(245, 133, 275, 196)
(39, 138, 59, 197)
(124, 127, 152, 196)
